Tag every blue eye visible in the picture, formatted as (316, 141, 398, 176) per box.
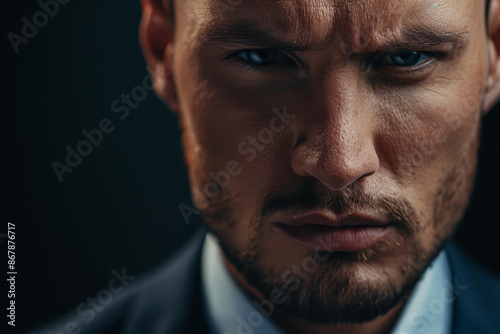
(379, 51, 432, 67)
(235, 50, 287, 65)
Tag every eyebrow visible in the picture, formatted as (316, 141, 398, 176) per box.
(389, 27, 470, 51)
(200, 22, 470, 52)
(200, 22, 316, 51)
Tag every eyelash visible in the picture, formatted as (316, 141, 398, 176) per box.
(370, 51, 445, 75)
(224, 50, 297, 74)
(225, 49, 445, 76)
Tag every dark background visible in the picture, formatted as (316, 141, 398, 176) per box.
(2, 1, 499, 333)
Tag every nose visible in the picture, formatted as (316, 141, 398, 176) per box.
(290, 72, 379, 190)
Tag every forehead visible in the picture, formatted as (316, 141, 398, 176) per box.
(186, 0, 477, 49)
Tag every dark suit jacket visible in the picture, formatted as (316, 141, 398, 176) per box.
(33, 228, 500, 334)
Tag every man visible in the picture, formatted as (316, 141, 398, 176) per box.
(37, 0, 500, 333)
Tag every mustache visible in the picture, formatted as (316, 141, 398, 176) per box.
(259, 180, 419, 233)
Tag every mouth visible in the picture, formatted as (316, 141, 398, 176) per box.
(272, 211, 396, 251)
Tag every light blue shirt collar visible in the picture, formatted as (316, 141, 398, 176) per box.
(202, 233, 452, 334)
(391, 249, 452, 334)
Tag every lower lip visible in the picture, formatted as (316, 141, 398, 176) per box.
(274, 223, 394, 251)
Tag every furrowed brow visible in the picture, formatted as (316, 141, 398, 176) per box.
(377, 27, 470, 52)
(200, 21, 470, 54)
(200, 22, 313, 51)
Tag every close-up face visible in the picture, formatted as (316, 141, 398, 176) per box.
(143, 0, 497, 326)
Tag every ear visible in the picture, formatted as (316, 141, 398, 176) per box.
(484, 0, 500, 112)
(139, 0, 179, 112)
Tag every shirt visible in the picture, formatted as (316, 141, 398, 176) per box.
(201, 233, 452, 334)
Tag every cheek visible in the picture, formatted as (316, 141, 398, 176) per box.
(375, 72, 483, 226)
(375, 22, 488, 186)
(174, 71, 291, 235)
(177, 50, 298, 180)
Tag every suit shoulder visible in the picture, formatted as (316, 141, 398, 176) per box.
(445, 241, 500, 333)
(30, 228, 208, 334)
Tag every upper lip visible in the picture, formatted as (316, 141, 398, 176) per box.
(273, 211, 392, 227)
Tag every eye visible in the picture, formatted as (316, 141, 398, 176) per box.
(235, 50, 288, 66)
(377, 51, 432, 67)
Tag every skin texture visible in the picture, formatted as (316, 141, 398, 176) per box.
(140, 0, 500, 333)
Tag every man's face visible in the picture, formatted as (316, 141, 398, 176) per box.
(169, 0, 489, 324)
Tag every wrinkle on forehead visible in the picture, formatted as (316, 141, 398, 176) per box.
(335, 0, 422, 51)
(261, 0, 336, 42)
(197, 0, 337, 47)
(196, 0, 471, 50)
